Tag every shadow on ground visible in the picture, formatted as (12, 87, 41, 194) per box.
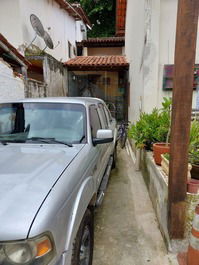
(93, 148, 178, 265)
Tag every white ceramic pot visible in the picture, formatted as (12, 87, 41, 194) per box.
(161, 154, 192, 180)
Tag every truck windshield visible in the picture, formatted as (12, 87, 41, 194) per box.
(0, 102, 86, 144)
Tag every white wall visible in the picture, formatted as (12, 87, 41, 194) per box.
(0, 59, 25, 100)
(125, 0, 198, 123)
(0, 0, 85, 62)
(157, 0, 177, 108)
(76, 21, 87, 42)
(0, 0, 23, 48)
(142, 0, 160, 113)
(125, 0, 145, 122)
(158, 0, 198, 108)
(125, 0, 161, 122)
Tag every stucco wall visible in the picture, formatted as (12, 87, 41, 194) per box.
(0, 0, 23, 49)
(125, 0, 198, 122)
(140, 150, 170, 249)
(43, 55, 68, 97)
(0, 0, 84, 62)
(87, 47, 123, 56)
(157, 0, 198, 108)
(0, 59, 25, 100)
(125, 0, 162, 121)
(26, 79, 47, 98)
(76, 21, 87, 42)
(125, 0, 145, 122)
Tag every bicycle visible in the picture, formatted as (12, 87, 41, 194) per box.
(106, 101, 116, 118)
(117, 121, 129, 148)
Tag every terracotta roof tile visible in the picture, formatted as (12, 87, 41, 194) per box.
(116, 0, 127, 36)
(80, 37, 125, 47)
(65, 55, 129, 70)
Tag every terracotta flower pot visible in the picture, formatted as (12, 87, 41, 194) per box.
(187, 179, 199, 194)
(153, 143, 170, 165)
(191, 164, 199, 180)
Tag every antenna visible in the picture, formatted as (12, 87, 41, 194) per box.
(30, 14, 45, 37)
(29, 14, 54, 51)
(43, 31, 54, 49)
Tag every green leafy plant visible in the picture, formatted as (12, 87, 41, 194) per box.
(163, 153, 170, 161)
(68, 0, 116, 37)
(128, 97, 172, 149)
(189, 120, 199, 165)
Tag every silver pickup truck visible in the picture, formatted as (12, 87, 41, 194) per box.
(0, 97, 117, 265)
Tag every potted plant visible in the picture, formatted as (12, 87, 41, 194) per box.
(128, 109, 163, 170)
(153, 97, 172, 165)
(128, 113, 147, 170)
(128, 97, 172, 167)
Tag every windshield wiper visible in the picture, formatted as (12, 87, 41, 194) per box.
(79, 135, 86, 143)
(27, 137, 73, 147)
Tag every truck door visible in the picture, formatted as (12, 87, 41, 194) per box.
(89, 105, 104, 190)
(97, 103, 112, 164)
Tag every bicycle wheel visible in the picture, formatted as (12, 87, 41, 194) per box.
(120, 131, 127, 148)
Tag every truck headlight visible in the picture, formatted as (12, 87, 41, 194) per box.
(4, 242, 36, 264)
(0, 234, 55, 265)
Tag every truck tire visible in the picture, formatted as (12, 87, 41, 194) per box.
(112, 144, 117, 169)
(71, 209, 94, 265)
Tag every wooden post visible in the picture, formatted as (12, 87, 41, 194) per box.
(168, 0, 199, 239)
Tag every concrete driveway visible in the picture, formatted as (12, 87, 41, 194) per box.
(93, 148, 178, 265)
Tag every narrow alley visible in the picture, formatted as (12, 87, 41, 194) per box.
(93, 147, 178, 265)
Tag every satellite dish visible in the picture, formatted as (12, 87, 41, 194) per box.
(30, 14, 45, 38)
(43, 31, 54, 49)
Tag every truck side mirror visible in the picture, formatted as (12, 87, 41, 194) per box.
(92, 129, 113, 146)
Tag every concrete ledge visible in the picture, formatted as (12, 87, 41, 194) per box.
(127, 141, 199, 252)
(139, 149, 199, 253)
(140, 150, 171, 249)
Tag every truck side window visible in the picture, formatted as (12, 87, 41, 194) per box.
(98, 103, 108, 129)
(104, 105, 112, 123)
(89, 105, 102, 138)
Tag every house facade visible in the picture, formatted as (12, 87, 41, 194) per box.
(66, 36, 128, 121)
(0, 34, 29, 100)
(125, 0, 199, 122)
(0, 0, 90, 98)
(79, 37, 125, 56)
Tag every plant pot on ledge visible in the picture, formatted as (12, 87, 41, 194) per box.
(187, 178, 199, 194)
(153, 143, 170, 165)
(161, 154, 192, 180)
(191, 164, 199, 180)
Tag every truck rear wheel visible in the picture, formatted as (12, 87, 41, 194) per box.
(71, 209, 94, 265)
(112, 144, 117, 169)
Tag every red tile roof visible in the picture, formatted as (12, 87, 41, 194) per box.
(80, 37, 125, 47)
(116, 0, 127, 37)
(0, 34, 30, 66)
(65, 56, 129, 70)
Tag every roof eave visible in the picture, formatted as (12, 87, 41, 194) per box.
(0, 35, 30, 67)
(65, 65, 129, 71)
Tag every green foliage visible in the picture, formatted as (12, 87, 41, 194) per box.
(161, 97, 172, 111)
(189, 120, 199, 165)
(128, 98, 172, 149)
(67, 0, 116, 37)
(163, 153, 170, 161)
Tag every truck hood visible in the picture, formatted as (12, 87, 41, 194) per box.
(0, 144, 84, 241)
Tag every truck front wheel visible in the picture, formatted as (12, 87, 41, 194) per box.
(71, 209, 94, 265)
